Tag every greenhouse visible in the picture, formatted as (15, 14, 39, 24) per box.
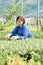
(0, 0, 43, 65)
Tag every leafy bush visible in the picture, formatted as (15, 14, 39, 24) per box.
(33, 31, 43, 39)
(0, 22, 5, 31)
(0, 55, 6, 65)
(0, 39, 43, 65)
(3, 2, 24, 21)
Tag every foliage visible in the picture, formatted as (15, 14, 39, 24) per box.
(0, 22, 5, 31)
(0, 20, 43, 65)
(0, 39, 43, 65)
(41, 25, 43, 31)
(0, 55, 6, 65)
(3, 2, 24, 21)
(33, 31, 43, 39)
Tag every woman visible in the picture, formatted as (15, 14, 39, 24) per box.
(5, 16, 34, 40)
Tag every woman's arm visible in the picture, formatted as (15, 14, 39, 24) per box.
(10, 26, 19, 36)
(5, 26, 19, 39)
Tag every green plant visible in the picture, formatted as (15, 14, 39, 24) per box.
(3, 2, 24, 21)
(0, 55, 6, 65)
(0, 39, 43, 65)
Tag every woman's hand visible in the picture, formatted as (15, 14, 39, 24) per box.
(5, 33, 12, 39)
(11, 36, 19, 40)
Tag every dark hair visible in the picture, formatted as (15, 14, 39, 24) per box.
(16, 16, 25, 25)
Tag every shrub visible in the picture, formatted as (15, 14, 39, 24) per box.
(0, 39, 43, 65)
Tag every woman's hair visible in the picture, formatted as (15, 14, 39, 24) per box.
(16, 16, 25, 25)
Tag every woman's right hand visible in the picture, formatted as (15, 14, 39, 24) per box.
(5, 33, 12, 39)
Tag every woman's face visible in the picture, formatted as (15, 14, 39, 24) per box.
(17, 19, 23, 27)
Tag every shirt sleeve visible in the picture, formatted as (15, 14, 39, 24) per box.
(10, 26, 19, 36)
